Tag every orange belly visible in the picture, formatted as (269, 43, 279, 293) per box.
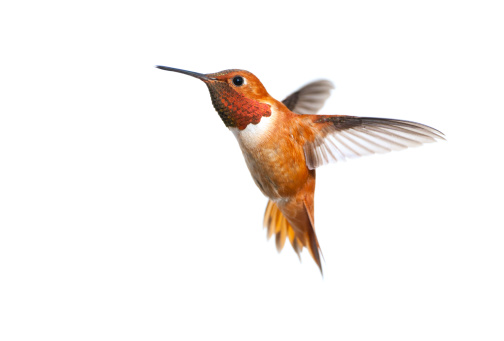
(236, 116, 314, 200)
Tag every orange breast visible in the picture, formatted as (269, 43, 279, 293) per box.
(238, 112, 315, 199)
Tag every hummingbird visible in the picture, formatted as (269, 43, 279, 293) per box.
(156, 65, 444, 273)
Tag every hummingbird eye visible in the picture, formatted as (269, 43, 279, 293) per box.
(232, 75, 244, 86)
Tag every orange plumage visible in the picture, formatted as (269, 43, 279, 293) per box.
(157, 66, 444, 273)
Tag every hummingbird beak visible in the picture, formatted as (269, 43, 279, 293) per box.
(155, 65, 216, 82)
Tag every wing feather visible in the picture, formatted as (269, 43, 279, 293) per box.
(304, 116, 445, 169)
(282, 80, 334, 115)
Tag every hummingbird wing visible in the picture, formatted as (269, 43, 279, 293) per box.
(303, 116, 445, 170)
(282, 80, 334, 115)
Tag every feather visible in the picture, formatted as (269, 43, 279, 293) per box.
(304, 116, 445, 169)
(282, 80, 334, 115)
(263, 199, 323, 273)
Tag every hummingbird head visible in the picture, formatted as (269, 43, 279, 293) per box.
(156, 66, 272, 130)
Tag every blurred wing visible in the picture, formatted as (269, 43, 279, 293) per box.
(282, 80, 334, 115)
(304, 116, 445, 170)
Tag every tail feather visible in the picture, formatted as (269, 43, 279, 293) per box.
(304, 200, 323, 270)
(275, 218, 287, 252)
(263, 199, 323, 272)
(264, 200, 276, 239)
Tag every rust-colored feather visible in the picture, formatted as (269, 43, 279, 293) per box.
(264, 200, 275, 239)
(263, 198, 323, 273)
(275, 217, 287, 252)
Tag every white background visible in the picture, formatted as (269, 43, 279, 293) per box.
(1, 0, 503, 340)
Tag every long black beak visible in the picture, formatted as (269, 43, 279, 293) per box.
(155, 65, 215, 81)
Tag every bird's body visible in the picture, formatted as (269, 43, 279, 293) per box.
(232, 103, 311, 200)
(157, 66, 444, 272)
(232, 104, 322, 266)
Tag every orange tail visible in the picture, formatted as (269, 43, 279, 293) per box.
(263, 199, 323, 273)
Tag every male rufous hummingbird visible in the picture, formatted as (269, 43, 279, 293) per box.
(156, 65, 444, 273)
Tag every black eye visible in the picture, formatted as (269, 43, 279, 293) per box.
(232, 76, 244, 86)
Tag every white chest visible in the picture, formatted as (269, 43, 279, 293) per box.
(230, 110, 276, 150)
